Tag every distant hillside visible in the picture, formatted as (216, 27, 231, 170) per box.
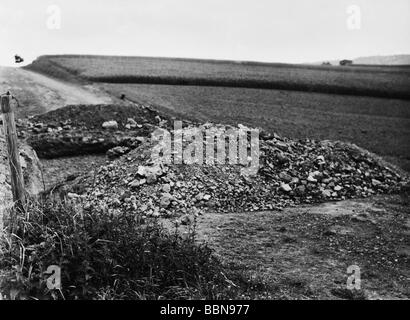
(25, 55, 410, 100)
(312, 55, 410, 66)
(354, 55, 410, 65)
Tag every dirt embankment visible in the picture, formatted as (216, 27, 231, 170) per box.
(14, 103, 178, 188)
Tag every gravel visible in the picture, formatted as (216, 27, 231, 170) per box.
(57, 122, 408, 225)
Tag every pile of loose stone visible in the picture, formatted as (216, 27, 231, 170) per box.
(15, 104, 171, 159)
(62, 123, 408, 224)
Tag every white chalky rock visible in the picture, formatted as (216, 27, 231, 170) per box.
(102, 120, 118, 130)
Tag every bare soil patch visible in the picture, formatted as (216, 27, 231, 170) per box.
(192, 194, 410, 299)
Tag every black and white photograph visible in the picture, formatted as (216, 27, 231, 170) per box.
(0, 0, 409, 309)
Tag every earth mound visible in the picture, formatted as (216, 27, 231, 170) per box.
(16, 103, 180, 158)
(55, 122, 408, 224)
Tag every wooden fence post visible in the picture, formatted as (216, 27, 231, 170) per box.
(1, 92, 25, 215)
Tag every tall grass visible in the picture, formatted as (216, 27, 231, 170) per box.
(0, 197, 247, 300)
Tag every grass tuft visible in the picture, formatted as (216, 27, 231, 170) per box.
(0, 197, 254, 300)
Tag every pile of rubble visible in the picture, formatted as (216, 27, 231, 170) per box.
(61, 123, 408, 223)
(16, 104, 174, 158)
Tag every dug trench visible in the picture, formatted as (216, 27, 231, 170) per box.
(17, 103, 174, 158)
(14, 103, 189, 188)
(13, 102, 410, 299)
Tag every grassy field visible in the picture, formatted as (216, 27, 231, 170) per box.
(102, 83, 410, 172)
(24, 55, 410, 171)
(26, 55, 410, 99)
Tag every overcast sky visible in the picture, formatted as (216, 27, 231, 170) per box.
(0, 0, 409, 66)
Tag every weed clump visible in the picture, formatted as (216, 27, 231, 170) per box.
(0, 198, 232, 300)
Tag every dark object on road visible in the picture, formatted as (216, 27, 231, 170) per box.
(15, 55, 24, 64)
(120, 94, 126, 100)
(340, 59, 353, 66)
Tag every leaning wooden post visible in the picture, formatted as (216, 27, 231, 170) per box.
(1, 92, 25, 216)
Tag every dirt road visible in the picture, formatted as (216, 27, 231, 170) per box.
(0, 66, 112, 117)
